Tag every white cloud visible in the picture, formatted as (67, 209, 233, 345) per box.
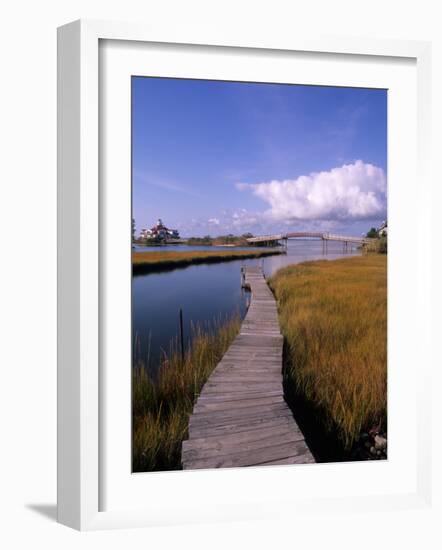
(236, 161, 386, 222)
(208, 217, 220, 225)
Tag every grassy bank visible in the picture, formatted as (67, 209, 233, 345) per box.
(364, 236, 388, 254)
(133, 316, 240, 472)
(133, 248, 283, 274)
(270, 255, 387, 451)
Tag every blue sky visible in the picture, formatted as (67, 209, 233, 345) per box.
(132, 77, 387, 237)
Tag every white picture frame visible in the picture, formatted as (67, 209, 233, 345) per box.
(57, 19, 432, 531)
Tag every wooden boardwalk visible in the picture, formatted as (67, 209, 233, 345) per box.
(182, 266, 314, 470)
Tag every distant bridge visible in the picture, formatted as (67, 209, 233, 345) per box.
(246, 231, 374, 246)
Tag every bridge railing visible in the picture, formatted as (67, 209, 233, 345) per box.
(246, 232, 375, 244)
(246, 234, 284, 243)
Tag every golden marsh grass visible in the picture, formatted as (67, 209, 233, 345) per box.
(270, 255, 387, 449)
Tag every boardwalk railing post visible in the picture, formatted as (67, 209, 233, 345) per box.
(179, 308, 185, 364)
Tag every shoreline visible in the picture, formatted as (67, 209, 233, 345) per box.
(132, 248, 284, 274)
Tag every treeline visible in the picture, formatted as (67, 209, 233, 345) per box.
(366, 226, 387, 254)
(187, 233, 254, 246)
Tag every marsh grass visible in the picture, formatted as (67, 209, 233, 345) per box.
(270, 255, 387, 450)
(132, 316, 241, 472)
(132, 249, 283, 273)
(363, 236, 387, 254)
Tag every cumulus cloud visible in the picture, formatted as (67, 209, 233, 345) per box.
(208, 217, 220, 225)
(236, 161, 386, 222)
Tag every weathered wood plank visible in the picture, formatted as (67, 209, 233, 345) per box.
(189, 402, 290, 425)
(188, 416, 296, 439)
(207, 374, 283, 383)
(200, 385, 281, 395)
(253, 454, 316, 466)
(182, 430, 305, 460)
(194, 395, 284, 413)
(188, 406, 294, 431)
(183, 424, 304, 452)
(184, 440, 312, 470)
(214, 365, 282, 372)
(196, 390, 283, 402)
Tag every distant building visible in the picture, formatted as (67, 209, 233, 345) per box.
(140, 218, 180, 241)
(377, 220, 388, 237)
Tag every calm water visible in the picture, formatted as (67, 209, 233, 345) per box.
(132, 240, 361, 374)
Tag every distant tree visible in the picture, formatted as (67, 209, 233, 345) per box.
(187, 235, 213, 245)
(366, 227, 378, 239)
(242, 232, 254, 239)
(132, 218, 136, 242)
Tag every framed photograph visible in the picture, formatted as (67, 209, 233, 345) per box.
(57, 20, 432, 530)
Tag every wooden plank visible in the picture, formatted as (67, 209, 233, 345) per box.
(182, 430, 305, 461)
(183, 440, 312, 470)
(253, 454, 316, 466)
(189, 416, 296, 439)
(196, 390, 283, 402)
(215, 361, 282, 369)
(221, 352, 282, 359)
(214, 365, 282, 372)
(211, 369, 282, 377)
(183, 424, 304, 453)
(207, 374, 282, 383)
(189, 407, 294, 431)
(189, 402, 289, 425)
(193, 395, 284, 413)
(202, 382, 282, 393)
(189, 409, 293, 437)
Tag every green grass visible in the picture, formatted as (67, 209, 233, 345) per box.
(132, 249, 283, 273)
(269, 255, 387, 450)
(132, 316, 241, 472)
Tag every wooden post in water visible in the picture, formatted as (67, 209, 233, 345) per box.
(179, 308, 185, 364)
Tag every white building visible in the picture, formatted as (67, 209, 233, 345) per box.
(140, 218, 179, 241)
(377, 220, 388, 237)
